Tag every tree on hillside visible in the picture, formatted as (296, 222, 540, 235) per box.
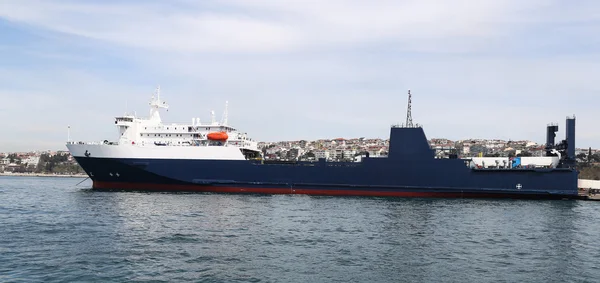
(8, 153, 18, 163)
(39, 153, 72, 173)
(580, 166, 600, 180)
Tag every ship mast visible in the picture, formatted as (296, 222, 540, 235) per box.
(210, 110, 216, 125)
(149, 85, 169, 123)
(405, 90, 413, 127)
(221, 101, 229, 126)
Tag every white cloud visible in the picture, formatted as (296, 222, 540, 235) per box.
(0, 0, 599, 151)
(0, 0, 571, 53)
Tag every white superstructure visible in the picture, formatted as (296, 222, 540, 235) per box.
(67, 87, 260, 160)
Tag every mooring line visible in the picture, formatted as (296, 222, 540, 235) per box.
(75, 177, 90, 186)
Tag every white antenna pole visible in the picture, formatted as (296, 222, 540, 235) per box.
(67, 125, 71, 142)
(211, 110, 216, 125)
(156, 85, 161, 101)
(222, 101, 229, 126)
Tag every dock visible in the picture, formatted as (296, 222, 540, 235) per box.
(578, 179, 600, 200)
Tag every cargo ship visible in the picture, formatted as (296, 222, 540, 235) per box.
(66, 87, 581, 199)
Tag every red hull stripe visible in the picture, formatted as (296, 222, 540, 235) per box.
(92, 181, 569, 199)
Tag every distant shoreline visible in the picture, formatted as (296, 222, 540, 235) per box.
(0, 173, 88, 178)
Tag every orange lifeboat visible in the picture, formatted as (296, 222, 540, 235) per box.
(207, 131, 228, 141)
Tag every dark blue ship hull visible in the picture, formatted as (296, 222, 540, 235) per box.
(73, 127, 580, 199)
(75, 157, 578, 199)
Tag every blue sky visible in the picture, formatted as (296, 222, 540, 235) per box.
(0, 0, 599, 152)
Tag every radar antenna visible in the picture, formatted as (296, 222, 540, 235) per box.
(405, 90, 413, 127)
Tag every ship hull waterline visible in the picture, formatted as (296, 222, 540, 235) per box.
(91, 181, 577, 200)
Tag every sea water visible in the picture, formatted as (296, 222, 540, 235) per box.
(1, 176, 600, 282)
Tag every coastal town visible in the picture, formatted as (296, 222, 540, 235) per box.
(258, 137, 600, 162)
(0, 150, 84, 176)
(2, 137, 599, 177)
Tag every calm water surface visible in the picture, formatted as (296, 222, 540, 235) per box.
(1, 176, 600, 282)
